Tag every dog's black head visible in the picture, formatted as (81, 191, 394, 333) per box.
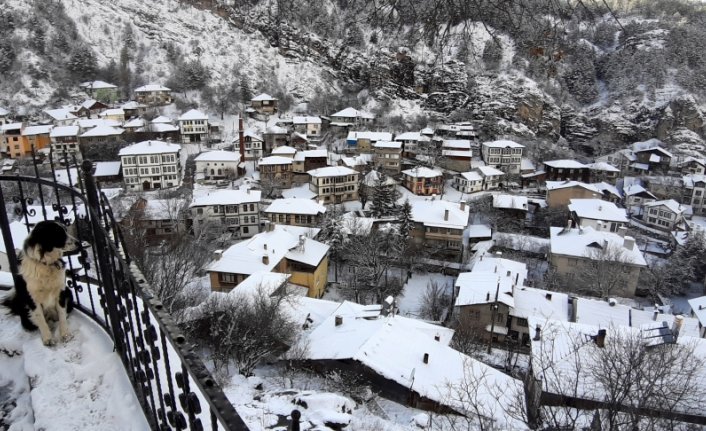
(24, 220, 69, 260)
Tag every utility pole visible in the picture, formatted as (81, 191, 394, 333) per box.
(487, 279, 501, 354)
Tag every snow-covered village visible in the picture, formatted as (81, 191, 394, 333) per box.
(3, 0, 706, 430)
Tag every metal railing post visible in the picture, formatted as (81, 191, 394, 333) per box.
(81, 160, 127, 357)
(0, 183, 21, 289)
(290, 409, 301, 431)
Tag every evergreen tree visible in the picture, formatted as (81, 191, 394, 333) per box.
(240, 77, 252, 103)
(369, 173, 399, 218)
(398, 198, 413, 242)
(67, 46, 97, 81)
(319, 205, 345, 282)
(0, 39, 16, 74)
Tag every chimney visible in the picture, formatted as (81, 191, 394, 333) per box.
(533, 324, 541, 341)
(434, 334, 440, 342)
(262, 254, 269, 265)
(238, 115, 245, 161)
(486, 292, 490, 301)
(460, 201, 466, 211)
(264, 243, 267, 250)
(213, 249, 223, 260)
(506, 270, 511, 277)
(673, 315, 684, 341)
(298, 234, 306, 251)
(545, 293, 552, 301)
(617, 226, 628, 238)
(595, 329, 607, 348)
(653, 309, 659, 321)
(623, 235, 635, 250)
(335, 315, 343, 326)
(423, 353, 429, 364)
(444, 209, 449, 221)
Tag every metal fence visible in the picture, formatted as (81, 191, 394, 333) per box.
(0, 155, 249, 431)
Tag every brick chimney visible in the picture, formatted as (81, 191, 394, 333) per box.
(335, 315, 343, 326)
(262, 254, 269, 265)
(238, 115, 245, 161)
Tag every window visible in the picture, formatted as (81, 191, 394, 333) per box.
(196, 208, 203, 215)
(243, 226, 249, 234)
(219, 273, 236, 283)
(515, 318, 528, 327)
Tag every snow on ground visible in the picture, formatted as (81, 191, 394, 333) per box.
(397, 272, 455, 318)
(0, 291, 148, 430)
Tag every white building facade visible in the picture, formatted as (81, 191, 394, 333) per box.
(120, 141, 181, 190)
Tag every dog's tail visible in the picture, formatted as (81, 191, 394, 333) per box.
(2, 278, 38, 331)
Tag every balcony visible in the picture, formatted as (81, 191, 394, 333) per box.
(0, 158, 254, 430)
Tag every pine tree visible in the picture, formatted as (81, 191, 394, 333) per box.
(398, 198, 413, 242)
(320, 205, 344, 282)
(369, 173, 399, 218)
(240, 77, 252, 103)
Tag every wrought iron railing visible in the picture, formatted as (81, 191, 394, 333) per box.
(0, 154, 249, 431)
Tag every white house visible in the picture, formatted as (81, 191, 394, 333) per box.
(50, 125, 80, 163)
(568, 199, 629, 233)
(330, 107, 375, 126)
(292, 116, 322, 138)
(643, 200, 686, 231)
(178, 109, 209, 143)
(194, 150, 241, 182)
(480, 140, 524, 174)
(189, 188, 262, 238)
(133, 84, 172, 105)
(307, 166, 359, 203)
(119, 140, 181, 190)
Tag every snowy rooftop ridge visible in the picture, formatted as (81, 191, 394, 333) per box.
(568, 199, 628, 223)
(549, 226, 647, 266)
(265, 198, 326, 215)
(194, 150, 241, 163)
(118, 140, 179, 155)
(190, 188, 261, 207)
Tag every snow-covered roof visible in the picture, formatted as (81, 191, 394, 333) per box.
(545, 180, 601, 193)
(271, 145, 297, 155)
(521, 158, 536, 171)
(394, 131, 429, 142)
(493, 194, 528, 211)
(190, 189, 261, 207)
(99, 108, 124, 117)
(118, 140, 179, 156)
(292, 116, 321, 125)
(575, 297, 701, 337)
(265, 198, 326, 216)
(0, 107, 9, 116)
(259, 156, 293, 166)
(442, 150, 472, 158)
(549, 226, 647, 266)
(643, 199, 684, 214)
(93, 161, 122, 177)
(442, 139, 471, 149)
(76, 118, 121, 129)
(402, 167, 443, 178)
(244, 130, 263, 141)
(683, 174, 706, 188)
(194, 150, 241, 163)
(80, 125, 124, 138)
(363, 170, 397, 187)
(151, 115, 173, 124)
(340, 153, 373, 168)
(373, 141, 402, 149)
(346, 131, 392, 141)
(331, 107, 374, 119)
(569, 199, 628, 223)
(455, 272, 515, 308)
(460, 171, 482, 182)
(49, 125, 79, 138)
(292, 301, 523, 427)
(207, 225, 324, 275)
(134, 84, 171, 92)
(586, 161, 620, 172)
(123, 118, 145, 128)
(410, 198, 469, 229)
(680, 156, 706, 167)
(543, 159, 588, 169)
(473, 256, 528, 286)
(475, 166, 505, 177)
(143, 123, 179, 133)
(80, 80, 117, 89)
(44, 108, 77, 122)
(634, 144, 673, 158)
(293, 149, 327, 161)
(513, 287, 569, 320)
(1, 122, 22, 132)
(688, 296, 706, 328)
(481, 139, 524, 148)
(592, 182, 621, 199)
(251, 93, 276, 101)
(623, 184, 656, 198)
(22, 125, 53, 136)
(178, 109, 208, 121)
(307, 166, 357, 177)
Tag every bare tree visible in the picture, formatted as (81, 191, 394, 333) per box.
(419, 280, 451, 321)
(185, 286, 299, 378)
(558, 243, 638, 298)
